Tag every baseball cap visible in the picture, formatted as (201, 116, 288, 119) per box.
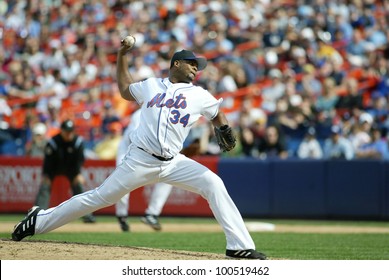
(306, 126, 316, 136)
(60, 119, 75, 132)
(268, 69, 282, 79)
(32, 123, 47, 136)
(170, 50, 207, 70)
(331, 125, 342, 135)
(359, 112, 373, 124)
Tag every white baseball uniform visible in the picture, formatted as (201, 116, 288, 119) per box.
(115, 109, 173, 218)
(34, 77, 255, 250)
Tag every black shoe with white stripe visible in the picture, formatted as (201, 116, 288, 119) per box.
(117, 216, 130, 232)
(226, 249, 267, 260)
(12, 206, 42, 241)
(140, 214, 161, 231)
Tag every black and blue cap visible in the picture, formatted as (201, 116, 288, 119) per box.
(170, 50, 207, 70)
(61, 119, 75, 132)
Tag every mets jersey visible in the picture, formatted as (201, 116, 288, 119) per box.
(129, 77, 222, 158)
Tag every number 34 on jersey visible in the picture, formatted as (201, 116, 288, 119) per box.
(147, 93, 190, 127)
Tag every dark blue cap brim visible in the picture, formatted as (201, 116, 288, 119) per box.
(171, 50, 207, 70)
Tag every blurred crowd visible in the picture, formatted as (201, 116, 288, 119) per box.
(1, 0, 389, 160)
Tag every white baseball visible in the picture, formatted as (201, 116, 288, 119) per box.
(122, 35, 136, 48)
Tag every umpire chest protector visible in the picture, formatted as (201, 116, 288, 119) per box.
(45, 134, 84, 173)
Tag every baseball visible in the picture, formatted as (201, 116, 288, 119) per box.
(122, 35, 136, 48)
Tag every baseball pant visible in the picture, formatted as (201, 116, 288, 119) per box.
(35, 144, 255, 250)
(115, 182, 173, 217)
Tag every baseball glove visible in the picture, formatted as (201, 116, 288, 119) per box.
(214, 125, 236, 152)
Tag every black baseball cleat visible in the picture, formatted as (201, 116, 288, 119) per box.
(140, 214, 161, 231)
(12, 206, 42, 241)
(82, 214, 96, 223)
(117, 216, 130, 232)
(226, 249, 267, 260)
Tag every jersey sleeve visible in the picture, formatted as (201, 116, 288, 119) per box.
(200, 89, 223, 120)
(129, 78, 156, 105)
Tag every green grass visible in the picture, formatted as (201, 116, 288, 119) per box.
(3, 214, 389, 227)
(2, 215, 389, 260)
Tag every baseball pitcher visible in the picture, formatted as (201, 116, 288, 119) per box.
(12, 40, 267, 259)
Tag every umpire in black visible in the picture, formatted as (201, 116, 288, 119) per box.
(34, 119, 96, 223)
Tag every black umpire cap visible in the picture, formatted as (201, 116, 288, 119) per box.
(170, 50, 207, 70)
(60, 119, 75, 132)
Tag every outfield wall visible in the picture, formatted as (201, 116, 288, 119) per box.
(221, 159, 389, 220)
(1, 156, 389, 220)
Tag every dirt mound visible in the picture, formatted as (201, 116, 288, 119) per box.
(0, 239, 226, 260)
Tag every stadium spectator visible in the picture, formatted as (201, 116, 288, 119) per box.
(237, 98, 267, 157)
(323, 58, 347, 87)
(42, 39, 66, 71)
(297, 64, 322, 98)
(129, 56, 156, 81)
(256, 125, 288, 160)
(346, 29, 375, 67)
(36, 69, 69, 114)
(323, 125, 354, 160)
(216, 60, 239, 94)
(101, 101, 121, 135)
(93, 121, 123, 160)
(268, 96, 307, 142)
(60, 45, 82, 85)
(355, 125, 389, 160)
(297, 127, 323, 159)
(314, 77, 339, 116)
(349, 112, 374, 150)
(338, 112, 355, 137)
(315, 32, 344, 67)
(262, 18, 284, 49)
(288, 46, 308, 75)
(261, 69, 285, 113)
(328, 13, 353, 44)
(335, 77, 364, 113)
(25, 122, 48, 157)
(366, 95, 388, 127)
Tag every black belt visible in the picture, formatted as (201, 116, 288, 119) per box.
(137, 146, 173, 161)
